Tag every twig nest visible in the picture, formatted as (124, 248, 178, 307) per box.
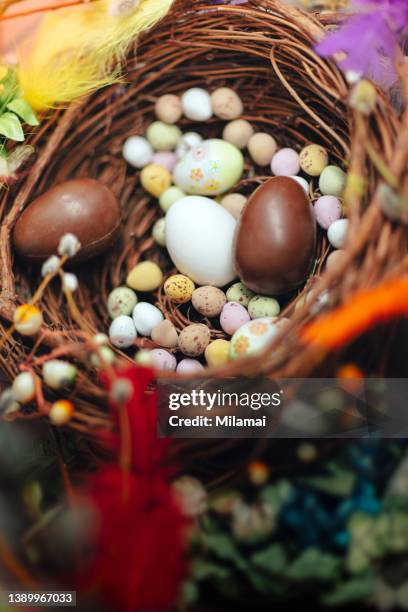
(192, 286, 226, 318)
(220, 193, 247, 219)
(211, 87, 243, 120)
(109, 315, 137, 348)
(122, 136, 153, 168)
(108, 286, 138, 318)
(14, 305, 43, 336)
(43, 360, 77, 390)
(205, 339, 230, 367)
(146, 121, 182, 151)
(155, 94, 183, 124)
(222, 119, 254, 149)
(164, 274, 195, 304)
(12, 372, 36, 403)
(178, 323, 211, 357)
(132, 302, 163, 336)
(247, 133, 277, 166)
(226, 282, 256, 307)
(248, 296, 280, 319)
(126, 261, 163, 292)
(327, 218, 349, 248)
(299, 144, 329, 176)
(319, 165, 347, 196)
(150, 348, 177, 371)
(159, 186, 186, 213)
(271, 148, 300, 176)
(220, 302, 251, 335)
(314, 195, 342, 230)
(152, 218, 166, 246)
(181, 88, 212, 121)
(140, 164, 172, 197)
(49, 400, 74, 426)
(176, 359, 205, 375)
(151, 319, 179, 348)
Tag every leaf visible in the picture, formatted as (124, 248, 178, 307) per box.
(182, 580, 199, 605)
(322, 573, 374, 605)
(0, 113, 24, 142)
(286, 548, 341, 581)
(260, 480, 293, 509)
(251, 543, 287, 574)
(193, 560, 231, 581)
(297, 472, 356, 498)
(206, 533, 248, 572)
(7, 99, 39, 126)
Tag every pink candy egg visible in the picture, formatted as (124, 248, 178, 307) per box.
(152, 151, 178, 172)
(220, 301, 250, 336)
(314, 195, 342, 230)
(176, 359, 205, 375)
(271, 148, 300, 176)
(150, 348, 177, 371)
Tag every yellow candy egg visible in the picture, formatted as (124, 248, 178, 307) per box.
(205, 339, 230, 367)
(299, 144, 329, 176)
(140, 164, 172, 197)
(127, 261, 163, 292)
(164, 274, 195, 304)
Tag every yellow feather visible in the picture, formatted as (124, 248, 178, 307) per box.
(17, 0, 174, 111)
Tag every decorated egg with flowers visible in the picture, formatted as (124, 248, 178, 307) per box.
(229, 317, 279, 360)
(173, 139, 244, 196)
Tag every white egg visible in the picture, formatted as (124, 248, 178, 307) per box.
(328, 218, 349, 248)
(289, 175, 309, 195)
(122, 136, 153, 168)
(166, 196, 237, 287)
(181, 88, 212, 121)
(109, 315, 137, 348)
(176, 132, 203, 159)
(132, 302, 164, 336)
(173, 139, 244, 196)
(229, 317, 279, 360)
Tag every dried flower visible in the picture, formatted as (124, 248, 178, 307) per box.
(58, 233, 81, 258)
(41, 255, 61, 278)
(49, 400, 74, 426)
(349, 79, 378, 115)
(14, 304, 43, 336)
(93, 333, 109, 346)
(62, 272, 79, 292)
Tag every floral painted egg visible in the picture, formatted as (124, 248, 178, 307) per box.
(173, 139, 244, 196)
(229, 317, 279, 360)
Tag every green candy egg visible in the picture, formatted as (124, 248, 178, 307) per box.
(108, 286, 138, 319)
(146, 121, 182, 151)
(159, 186, 185, 213)
(319, 165, 347, 197)
(226, 282, 255, 307)
(152, 218, 166, 246)
(248, 296, 280, 319)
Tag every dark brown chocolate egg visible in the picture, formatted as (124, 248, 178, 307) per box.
(13, 178, 121, 263)
(233, 177, 316, 294)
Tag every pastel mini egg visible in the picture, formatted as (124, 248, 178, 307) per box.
(271, 148, 300, 176)
(178, 324, 211, 357)
(150, 348, 177, 371)
(146, 121, 182, 151)
(181, 88, 212, 121)
(127, 261, 163, 292)
(176, 132, 203, 159)
(221, 193, 247, 219)
(151, 319, 178, 348)
(132, 302, 164, 336)
(152, 151, 178, 172)
(159, 186, 186, 213)
(222, 119, 254, 149)
(192, 286, 226, 318)
(152, 218, 166, 246)
(314, 195, 342, 229)
(173, 139, 244, 196)
(205, 339, 230, 367)
(164, 274, 195, 304)
(140, 164, 172, 197)
(122, 136, 153, 168)
(319, 165, 347, 196)
(328, 218, 349, 248)
(290, 175, 309, 195)
(220, 302, 250, 336)
(229, 317, 279, 360)
(177, 359, 205, 375)
(109, 315, 137, 348)
(247, 133, 277, 166)
(326, 249, 347, 272)
(226, 282, 255, 307)
(108, 286, 138, 319)
(211, 87, 243, 120)
(155, 94, 183, 124)
(299, 144, 329, 176)
(248, 296, 280, 319)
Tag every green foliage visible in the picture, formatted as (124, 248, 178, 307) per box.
(0, 66, 39, 150)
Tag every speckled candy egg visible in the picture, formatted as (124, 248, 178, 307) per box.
(155, 94, 182, 124)
(150, 348, 177, 371)
(177, 359, 205, 375)
(248, 296, 280, 319)
(108, 286, 138, 319)
(132, 302, 164, 336)
(226, 282, 255, 307)
(319, 165, 347, 196)
(178, 324, 211, 357)
(164, 274, 195, 304)
(299, 144, 329, 176)
(211, 87, 243, 120)
(192, 286, 226, 318)
(229, 317, 279, 360)
(109, 315, 137, 349)
(220, 302, 250, 336)
(151, 319, 178, 348)
(140, 164, 171, 197)
(314, 195, 342, 230)
(173, 139, 244, 196)
(146, 121, 182, 151)
(328, 218, 349, 248)
(271, 148, 300, 176)
(247, 133, 277, 166)
(222, 120, 254, 150)
(159, 186, 186, 213)
(152, 151, 178, 172)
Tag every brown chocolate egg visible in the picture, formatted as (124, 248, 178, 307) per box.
(233, 177, 316, 294)
(13, 178, 121, 262)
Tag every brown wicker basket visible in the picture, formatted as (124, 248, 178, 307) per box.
(0, 0, 405, 436)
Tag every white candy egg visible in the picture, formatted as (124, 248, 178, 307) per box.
(109, 315, 137, 348)
(181, 88, 212, 121)
(166, 196, 237, 286)
(122, 136, 153, 168)
(289, 175, 309, 195)
(132, 302, 164, 336)
(328, 218, 349, 248)
(176, 132, 203, 159)
(173, 139, 244, 196)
